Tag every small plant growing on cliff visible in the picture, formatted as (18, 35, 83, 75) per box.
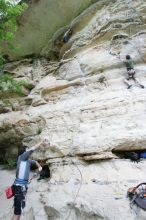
(0, 1, 28, 97)
(4, 158, 17, 169)
(0, 74, 25, 96)
(3, 99, 12, 107)
(21, 79, 29, 88)
(36, 127, 43, 135)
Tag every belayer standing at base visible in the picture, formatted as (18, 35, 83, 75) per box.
(118, 54, 144, 89)
(11, 138, 49, 220)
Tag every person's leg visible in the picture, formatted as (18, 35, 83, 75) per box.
(124, 78, 132, 89)
(37, 171, 45, 180)
(11, 196, 22, 220)
(133, 77, 144, 88)
(11, 214, 20, 220)
(11, 186, 24, 220)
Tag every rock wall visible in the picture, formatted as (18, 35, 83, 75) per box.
(1, 0, 146, 219)
(6, 0, 96, 59)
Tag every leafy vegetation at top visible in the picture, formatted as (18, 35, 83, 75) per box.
(0, 0, 27, 63)
(0, 74, 29, 96)
(2, 158, 17, 169)
(0, 1, 28, 97)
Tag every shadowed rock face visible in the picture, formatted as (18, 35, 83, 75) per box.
(1, 0, 146, 219)
(6, 0, 95, 59)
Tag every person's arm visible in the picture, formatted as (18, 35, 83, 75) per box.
(21, 150, 33, 161)
(35, 161, 42, 172)
(30, 160, 42, 172)
(117, 54, 124, 61)
(22, 138, 50, 161)
(27, 140, 43, 152)
(21, 141, 43, 161)
(28, 138, 50, 151)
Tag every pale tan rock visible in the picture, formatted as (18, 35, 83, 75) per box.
(83, 152, 118, 161)
(32, 96, 47, 107)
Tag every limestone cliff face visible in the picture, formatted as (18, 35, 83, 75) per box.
(1, 0, 146, 219)
(7, 0, 96, 59)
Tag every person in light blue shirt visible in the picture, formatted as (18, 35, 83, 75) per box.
(11, 138, 49, 220)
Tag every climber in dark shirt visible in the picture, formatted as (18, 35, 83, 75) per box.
(63, 28, 72, 43)
(37, 164, 50, 181)
(118, 54, 144, 89)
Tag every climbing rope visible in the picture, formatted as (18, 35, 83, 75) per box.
(109, 0, 145, 64)
(45, 111, 83, 219)
(64, 157, 83, 220)
(126, 0, 146, 63)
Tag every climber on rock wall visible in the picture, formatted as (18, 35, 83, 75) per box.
(118, 54, 144, 89)
(63, 28, 72, 43)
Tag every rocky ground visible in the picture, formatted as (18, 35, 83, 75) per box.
(1, 159, 146, 220)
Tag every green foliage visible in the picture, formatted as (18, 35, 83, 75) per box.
(0, 0, 27, 61)
(3, 158, 17, 169)
(0, 74, 24, 96)
(0, 2, 28, 97)
(20, 79, 29, 88)
(0, 0, 27, 42)
(36, 127, 43, 135)
(3, 98, 12, 106)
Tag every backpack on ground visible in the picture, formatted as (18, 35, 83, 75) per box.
(127, 183, 146, 211)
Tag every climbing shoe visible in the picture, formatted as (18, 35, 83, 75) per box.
(127, 85, 132, 89)
(37, 176, 43, 181)
(140, 85, 145, 89)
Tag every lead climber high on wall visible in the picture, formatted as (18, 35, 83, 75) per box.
(118, 54, 144, 89)
(63, 28, 72, 43)
(11, 138, 50, 220)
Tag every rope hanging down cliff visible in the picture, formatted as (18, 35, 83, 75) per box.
(126, 1, 146, 63)
(45, 112, 83, 220)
